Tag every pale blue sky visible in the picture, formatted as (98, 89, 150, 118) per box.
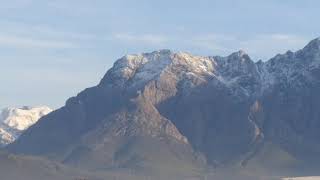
(1, 0, 319, 109)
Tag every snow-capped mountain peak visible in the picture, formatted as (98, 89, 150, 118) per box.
(0, 106, 52, 146)
(99, 37, 320, 101)
(100, 49, 217, 89)
(1, 106, 52, 130)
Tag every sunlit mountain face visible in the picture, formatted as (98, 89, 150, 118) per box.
(0, 106, 52, 147)
(2, 38, 320, 180)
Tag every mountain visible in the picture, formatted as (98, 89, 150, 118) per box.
(0, 106, 52, 147)
(8, 38, 320, 178)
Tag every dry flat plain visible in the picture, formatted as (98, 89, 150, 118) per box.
(283, 177, 320, 180)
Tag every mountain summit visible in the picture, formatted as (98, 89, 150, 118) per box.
(8, 38, 320, 178)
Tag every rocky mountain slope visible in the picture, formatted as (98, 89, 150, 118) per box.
(0, 106, 52, 147)
(8, 38, 320, 178)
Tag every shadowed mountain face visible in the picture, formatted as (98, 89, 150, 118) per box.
(8, 38, 320, 176)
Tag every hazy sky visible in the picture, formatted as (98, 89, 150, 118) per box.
(1, 0, 319, 109)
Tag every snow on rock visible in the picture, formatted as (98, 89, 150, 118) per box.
(0, 106, 52, 147)
(0, 128, 14, 146)
(101, 37, 320, 99)
(101, 49, 262, 99)
(174, 52, 215, 76)
(129, 50, 173, 86)
(101, 49, 218, 89)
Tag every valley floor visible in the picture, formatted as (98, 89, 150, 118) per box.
(283, 177, 320, 180)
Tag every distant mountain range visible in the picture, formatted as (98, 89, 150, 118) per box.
(4, 38, 320, 179)
(0, 106, 52, 147)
